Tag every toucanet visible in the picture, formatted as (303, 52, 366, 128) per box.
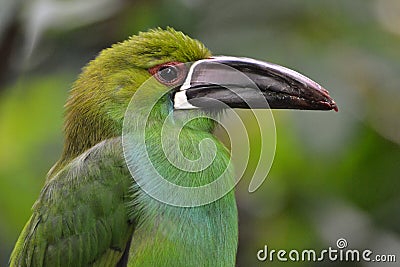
(10, 27, 337, 267)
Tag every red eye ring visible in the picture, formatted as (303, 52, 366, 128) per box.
(149, 62, 187, 86)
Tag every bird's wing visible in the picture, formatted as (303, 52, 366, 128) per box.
(9, 137, 137, 267)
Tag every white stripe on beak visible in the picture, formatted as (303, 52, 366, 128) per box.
(174, 91, 198, 109)
(173, 60, 205, 109)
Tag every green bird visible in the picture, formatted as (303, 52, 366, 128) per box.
(10, 27, 337, 267)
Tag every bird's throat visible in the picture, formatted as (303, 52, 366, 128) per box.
(125, 109, 238, 266)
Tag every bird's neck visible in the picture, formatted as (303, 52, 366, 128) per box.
(48, 108, 119, 177)
(49, 69, 124, 177)
(126, 107, 238, 266)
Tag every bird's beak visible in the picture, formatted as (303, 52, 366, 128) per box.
(174, 56, 338, 111)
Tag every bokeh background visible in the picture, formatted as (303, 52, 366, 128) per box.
(1, 0, 399, 266)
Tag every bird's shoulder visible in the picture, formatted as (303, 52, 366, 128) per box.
(10, 137, 137, 267)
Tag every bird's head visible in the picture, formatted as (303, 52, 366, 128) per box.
(60, 27, 337, 166)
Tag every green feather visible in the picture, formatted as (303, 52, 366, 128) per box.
(10, 138, 136, 266)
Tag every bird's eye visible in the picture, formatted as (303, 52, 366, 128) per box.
(159, 66, 178, 82)
(149, 62, 187, 86)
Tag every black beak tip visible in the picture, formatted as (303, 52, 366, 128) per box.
(320, 87, 339, 112)
(331, 101, 339, 112)
(321, 99, 339, 112)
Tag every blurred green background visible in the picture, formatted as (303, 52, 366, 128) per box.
(1, 0, 399, 266)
